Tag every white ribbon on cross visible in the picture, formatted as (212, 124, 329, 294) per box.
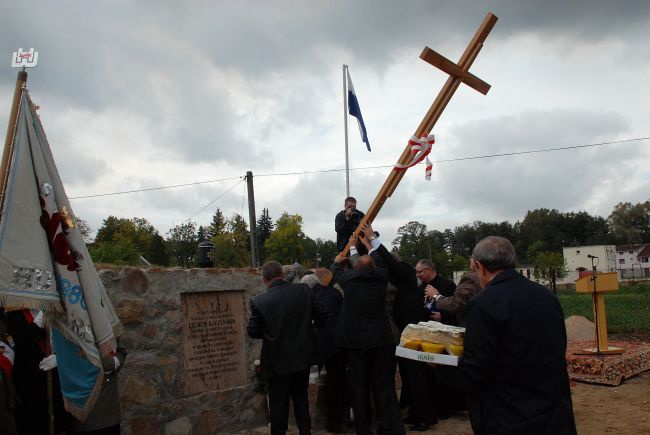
(393, 134, 435, 180)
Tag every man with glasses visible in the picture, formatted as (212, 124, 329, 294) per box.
(415, 260, 456, 323)
(459, 236, 576, 435)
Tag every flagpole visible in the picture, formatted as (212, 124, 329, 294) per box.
(343, 64, 350, 197)
(0, 69, 27, 206)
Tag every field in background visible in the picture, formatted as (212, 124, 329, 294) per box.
(557, 282, 650, 333)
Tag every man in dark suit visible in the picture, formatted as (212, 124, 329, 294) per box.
(334, 196, 365, 252)
(247, 261, 326, 435)
(357, 222, 436, 432)
(301, 271, 346, 433)
(416, 259, 456, 325)
(459, 236, 577, 435)
(332, 250, 404, 435)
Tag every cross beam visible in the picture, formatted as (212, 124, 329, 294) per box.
(343, 12, 498, 255)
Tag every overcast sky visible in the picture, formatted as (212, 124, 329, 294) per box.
(2, 0, 649, 247)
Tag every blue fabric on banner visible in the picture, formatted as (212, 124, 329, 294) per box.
(347, 70, 371, 151)
(52, 326, 100, 408)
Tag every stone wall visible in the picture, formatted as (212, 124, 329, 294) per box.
(99, 267, 268, 435)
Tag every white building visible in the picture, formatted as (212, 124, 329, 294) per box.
(562, 245, 617, 282)
(615, 243, 650, 279)
(452, 264, 538, 284)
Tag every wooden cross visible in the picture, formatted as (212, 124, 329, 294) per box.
(343, 11, 498, 255)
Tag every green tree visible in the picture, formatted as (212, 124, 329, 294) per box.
(212, 233, 249, 267)
(90, 239, 140, 265)
(531, 251, 568, 290)
(265, 213, 306, 264)
(197, 226, 207, 242)
(211, 213, 250, 267)
(147, 233, 168, 266)
(257, 208, 274, 261)
(392, 221, 431, 265)
(563, 211, 608, 246)
(303, 237, 338, 267)
(450, 223, 479, 258)
(608, 201, 650, 244)
(167, 221, 198, 267)
(91, 216, 167, 266)
(207, 208, 227, 238)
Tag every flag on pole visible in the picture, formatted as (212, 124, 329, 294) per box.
(346, 69, 371, 151)
(0, 92, 122, 421)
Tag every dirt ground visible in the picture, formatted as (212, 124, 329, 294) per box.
(571, 370, 650, 435)
(247, 334, 650, 434)
(246, 369, 650, 435)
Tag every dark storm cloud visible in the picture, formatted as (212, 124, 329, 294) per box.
(435, 109, 633, 218)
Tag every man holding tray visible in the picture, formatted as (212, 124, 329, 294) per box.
(459, 236, 576, 434)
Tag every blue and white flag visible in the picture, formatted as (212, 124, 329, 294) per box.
(346, 69, 371, 151)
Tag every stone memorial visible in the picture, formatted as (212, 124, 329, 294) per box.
(181, 290, 247, 394)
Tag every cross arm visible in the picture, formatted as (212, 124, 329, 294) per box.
(420, 47, 491, 95)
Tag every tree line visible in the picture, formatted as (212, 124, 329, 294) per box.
(82, 200, 649, 277)
(85, 208, 338, 269)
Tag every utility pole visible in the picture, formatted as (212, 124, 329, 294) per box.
(246, 171, 259, 267)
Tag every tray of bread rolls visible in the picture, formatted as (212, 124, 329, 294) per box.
(394, 321, 465, 366)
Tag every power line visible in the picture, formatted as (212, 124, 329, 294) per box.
(68, 136, 648, 199)
(255, 136, 650, 176)
(184, 178, 245, 222)
(68, 176, 242, 199)
(434, 136, 650, 163)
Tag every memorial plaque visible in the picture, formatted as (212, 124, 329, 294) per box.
(181, 291, 247, 394)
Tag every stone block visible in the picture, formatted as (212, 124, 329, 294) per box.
(142, 322, 157, 338)
(162, 366, 176, 386)
(122, 375, 159, 405)
(156, 356, 178, 367)
(99, 269, 121, 287)
(117, 299, 147, 323)
(164, 417, 192, 435)
(130, 415, 160, 435)
(195, 409, 219, 435)
(121, 267, 150, 295)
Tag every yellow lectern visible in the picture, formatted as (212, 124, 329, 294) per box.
(574, 272, 624, 355)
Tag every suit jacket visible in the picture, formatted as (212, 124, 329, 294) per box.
(247, 280, 326, 378)
(335, 209, 364, 252)
(373, 244, 427, 331)
(435, 272, 481, 327)
(458, 268, 577, 435)
(311, 283, 343, 364)
(331, 262, 394, 349)
(420, 274, 457, 325)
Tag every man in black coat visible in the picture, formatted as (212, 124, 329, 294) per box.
(358, 223, 436, 431)
(459, 236, 577, 435)
(334, 196, 365, 252)
(247, 261, 326, 435)
(416, 259, 456, 324)
(332, 252, 404, 435)
(301, 272, 346, 433)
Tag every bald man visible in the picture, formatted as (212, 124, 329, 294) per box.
(331, 252, 404, 435)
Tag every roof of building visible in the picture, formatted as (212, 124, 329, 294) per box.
(637, 244, 650, 259)
(615, 243, 647, 251)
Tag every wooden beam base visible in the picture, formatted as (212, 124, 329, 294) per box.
(574, 346, 625, 356)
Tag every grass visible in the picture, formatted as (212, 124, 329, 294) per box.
(557, 282, 650, 334)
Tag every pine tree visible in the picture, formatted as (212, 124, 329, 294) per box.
(257, 208, 274, 262)
(207, 208, 227, 238)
